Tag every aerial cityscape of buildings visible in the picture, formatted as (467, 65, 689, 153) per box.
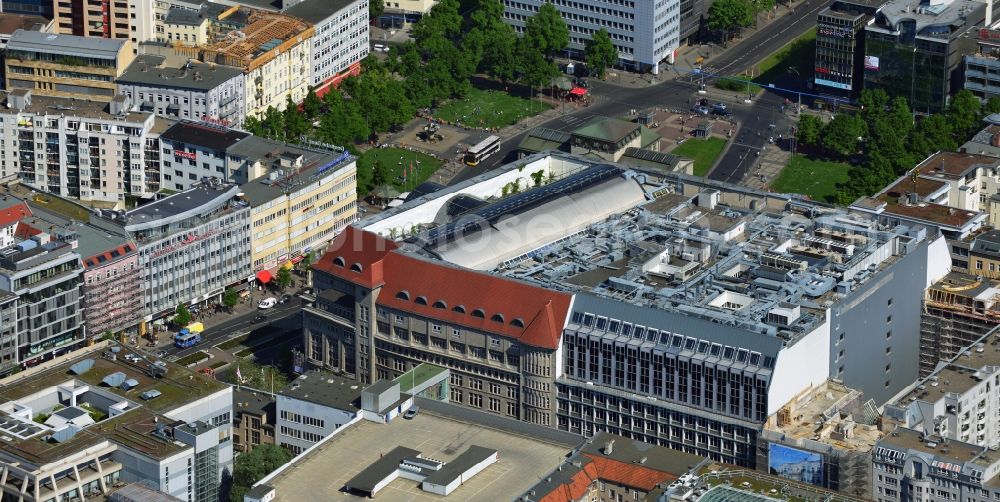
(2, 0, 1000, 500)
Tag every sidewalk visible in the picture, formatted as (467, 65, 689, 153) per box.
(744, 142, 793, 190)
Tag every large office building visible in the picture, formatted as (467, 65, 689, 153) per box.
(964, 26, 1000, 101)
(5, 30, 134, 101)
(0, 347, 233, 502)
(502, 0, 682, 74)
(310, 152, 945, 468)
(284, 0, 368, 93)
(117, 180, 251, 321)
(276, 372, 361, 454)
(862, 0, 985, 113)
(815, 0, 886, 95)
(157, 120, 249, 191)
(0, 89, 162, 205)
(116, 54, 246, 128)
(234, 137, 357, 277)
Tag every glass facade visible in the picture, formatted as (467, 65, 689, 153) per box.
(193, 446, 219, 502)
(864, 32, 951, 113)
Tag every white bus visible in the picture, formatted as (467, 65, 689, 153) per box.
(464, 135, 501, 166)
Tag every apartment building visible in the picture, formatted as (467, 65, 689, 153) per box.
(178, 8, 312, 118)
(0, 229, 84, 370)
(276, 372, 360, 454)
(117, 54, 246, 127)
(235, 137, 356, 276)
(968, 229, 1000, 280)
(0, 292, 15, 376)
(872, 427, 1000, 502)
(284, 0, 368, 92)
(0, 13, 53, 50)
(0, 199, 30, 249)
(863, 0, 984, 113)
(52, 0, 131, 38)
(0, 0, 52, 18)
(0, 349, 233, 502)
(0, 89, 162, 204)
(16, 200, 142, 337)
(233, 388, 276, 454)
(503, 0, 683, 74)
(815, 0, 886, 95)
(117, 180, 251, 320)
(157, 120, 249, 191)
(5, 30, 134, 101)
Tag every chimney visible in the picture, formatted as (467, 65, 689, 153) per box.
(991, 131, 1000, 147)
(604, 440, 615, 455)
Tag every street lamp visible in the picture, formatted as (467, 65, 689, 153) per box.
(787, 66, 802, 114)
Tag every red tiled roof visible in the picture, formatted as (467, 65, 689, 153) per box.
(313, 228, 571, 350)
(312, 226, 398, 288)
(537, 461, 599, 502)
(582, 453, 676, 492)
(0, 201, 30, 228)
(13, 221, 39, 240)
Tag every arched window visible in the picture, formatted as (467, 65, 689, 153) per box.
(453, 305, 466, 314)
(350, 263, 362, 272)
(415, 296, 428, 305)
(395, 290, 410, 300)
(471, 308, 486, 318)
(333, 256, 345, 267)
(491, 313, 504, 323)
(433, 300, 447, 309)
(511, 318, 525, 328)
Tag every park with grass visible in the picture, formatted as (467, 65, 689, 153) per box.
(356, 147, 443, 196)
(434, 88, 552, 129)
(771, 155, 852, 203)
(671, 137, 728, 177)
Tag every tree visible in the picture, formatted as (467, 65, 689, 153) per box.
(222, 288, 238, 312)
(518, 38, 558, 88)
(276, 267, 292, 290)
(707, 0, 754, 39)
(821, 114, 866, 157)
(228, 444, 294, 502)
(796, 114, 823, 148)
(464, 0, 520, 82)
(585, 29, 617, 79)
(412, 0, 463, 44)
(372, 160, 390, 188)
(173, 304, 191, 327)
(341, 69, 414, 132)
(523, 2, 569, 58)
(908, 114, 956, 156)
(283, 96, 310, 141)
(317, 89, 370, 145)
(986, 97, 1000, 115)
(299, 251, 314, 269)
(947, 89, 983, 138)
(369, 0, 384, 21)
(302, 89, 322, 119)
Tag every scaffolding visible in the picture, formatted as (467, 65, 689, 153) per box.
(919, 274, 1000, 376)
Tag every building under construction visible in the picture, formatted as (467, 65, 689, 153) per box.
(920, 272, 1000, 376)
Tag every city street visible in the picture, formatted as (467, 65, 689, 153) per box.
(165, 298, 303, 358)
(450, 3, 821, 186)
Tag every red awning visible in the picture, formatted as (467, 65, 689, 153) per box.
(256, 270, 272, 283)
(569, 87, 587, 96)
(291, 255, 304, 264)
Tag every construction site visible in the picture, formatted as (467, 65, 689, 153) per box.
(171, 7, 314, 71)
(758, 380, 881, 498)
(920, 271, 1000, 376)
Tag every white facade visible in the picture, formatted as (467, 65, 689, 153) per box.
(275, 392, 357, 455)
(244, 39, 311, 118)
(501, 0, 680, 73)
(285, 0, 370, 90)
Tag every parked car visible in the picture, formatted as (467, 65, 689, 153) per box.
(404, 406, 420, 419)
(258, 297, 277, 309)
(252, 315, 268, 324)
(692, 106, 709, 115)
(281, 294, 292, 303)
(575, 78, 590, 89)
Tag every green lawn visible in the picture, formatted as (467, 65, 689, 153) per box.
(771, 155, 852, 203)
(395, 363, 447, 392)
(356, 147, 443, 196)
(750, 27, 816, 87)
(176, 351, 210, 367)
(714, 77, 763, 96)
(434, 88, 551, 129)
(671, 137, 728, 177)
(235, 348, 255, 359)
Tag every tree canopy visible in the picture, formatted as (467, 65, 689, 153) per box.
(523, 2, 569, 58)
(707, 0, 754, 35)
(585, 29, 618, 79)
(228, 445, 294, 502)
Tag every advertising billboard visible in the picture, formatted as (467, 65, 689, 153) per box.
(815, 78, 852, 91)
(769, 443, 824, 486)
(864, 56, 880, 71)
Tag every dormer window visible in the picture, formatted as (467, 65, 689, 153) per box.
(472, 308, 486, 318)
(333, 256, 345, 267)
(453, 305, 466, 314)
(395, 290, 410, 300)
(350, 263, 362, 272)
(433, 300, 447, 309)
(511, 318, 525, 328)
(491, 313, 504, 323)
(415, 296, 428, 305)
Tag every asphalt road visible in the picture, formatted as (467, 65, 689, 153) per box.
(450, 3, 822, 185)
(167, 299, 303, 358)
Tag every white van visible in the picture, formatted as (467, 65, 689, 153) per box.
(565, 62, 575, 75)
(373, 44, 387, 52)
(258, 297, 277, 309)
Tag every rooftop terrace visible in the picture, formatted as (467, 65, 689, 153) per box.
(764, 380, 881, 452)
